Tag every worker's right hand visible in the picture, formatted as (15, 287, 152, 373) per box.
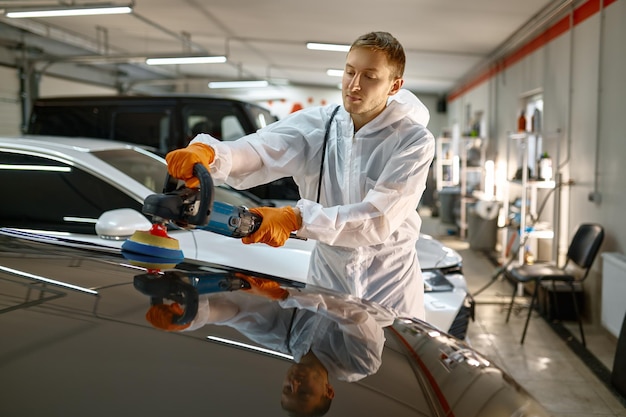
(165, 142, 215, 188)
(242, 206, 301, 247)
(238, 274, 289, 301)
(145, 302, 191, 332)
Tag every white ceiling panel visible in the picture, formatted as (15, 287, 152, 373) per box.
(0, 0, 560, 94)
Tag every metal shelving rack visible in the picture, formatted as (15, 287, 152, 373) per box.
(501, 131, 560, 267)
(435, 137, 456, 191)
(458, 137, 485, 239)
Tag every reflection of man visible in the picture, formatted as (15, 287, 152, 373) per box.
(147, 278, 392, 416)
(281, 350, 334, 416)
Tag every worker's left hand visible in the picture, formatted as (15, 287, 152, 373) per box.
(242, 206, 301, 247)
(145, 302, 192, 332)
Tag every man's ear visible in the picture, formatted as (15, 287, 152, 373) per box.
(389, 78, 404, 96)
(326, 383, 335, 400)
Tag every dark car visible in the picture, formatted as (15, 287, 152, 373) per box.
(27, 94, 277, 153)
(26, 94, 300, 201)
(0, 228, 550, 416)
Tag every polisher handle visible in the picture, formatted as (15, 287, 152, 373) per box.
(133, 273, 199, 325)
(158, 163, 215, 227)
(188, 164, 215, 226)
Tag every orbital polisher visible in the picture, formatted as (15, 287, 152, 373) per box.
(120, 163, 277, 325)
(121, 163, 264, 271)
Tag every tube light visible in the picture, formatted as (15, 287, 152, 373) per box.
(5, 6, 132, 18)
(326, 69, 344, 77)
(0, 164, 71, 172)
(306, 42, 350, 52)
(0, 265, 99, 295)
(207, 336, 293, 360)
(146, 56, 227, 65)
(208, 80, 269, 89)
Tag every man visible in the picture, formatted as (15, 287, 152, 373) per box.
(166, 31, 435, 319)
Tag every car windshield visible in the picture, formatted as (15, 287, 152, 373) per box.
(93, 147, 264, 208)
(92, 148, 168, 193)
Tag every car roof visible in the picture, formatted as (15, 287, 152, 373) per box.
(30, 94, 267, 107)
(1, 134, 153, 153)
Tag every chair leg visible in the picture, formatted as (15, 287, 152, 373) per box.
(551, 281, 560, 320)
(505, 280, 517, 323)
(521, 282, 539, 344)
(570, 284, 586, 347)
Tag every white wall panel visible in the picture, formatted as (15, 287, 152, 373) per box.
(598, 0, 626, 256)
(39, 75, 117, 97)
(0, 66, 22, 136)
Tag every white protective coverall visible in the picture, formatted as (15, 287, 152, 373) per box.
(185, 289, 392, 382)
(191, 89, 435, 320)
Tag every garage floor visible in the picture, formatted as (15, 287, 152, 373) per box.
(419, 208, 626, 416)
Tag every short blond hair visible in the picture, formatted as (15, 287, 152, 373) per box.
(350, 31, 405, 79)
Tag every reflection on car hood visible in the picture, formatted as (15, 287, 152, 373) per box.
(0, 231, 548, 417)
(0, 229, 548, 417)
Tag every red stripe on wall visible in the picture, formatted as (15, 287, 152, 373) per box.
(544, 15, 571, 44)
(575, 0, 600, 24)
(448, 0, 617, 102)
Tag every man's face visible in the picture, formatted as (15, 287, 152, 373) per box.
(342, 47, 403, 127)
(281, 362, 334, 414)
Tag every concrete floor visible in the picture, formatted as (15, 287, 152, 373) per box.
(420, 209, 626, 416)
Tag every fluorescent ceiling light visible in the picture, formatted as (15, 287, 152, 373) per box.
(0, 164, 71, 172)
(207, 336, 293, 360)
(326, 69, 344, 77)
(63, 217, 98, 224)
(5, 5, 132, 18)
(0, 265, 99, 295)
(208, 80, 269, 89)
(146, 56, 227, 65)
(306, 42, 350, 52)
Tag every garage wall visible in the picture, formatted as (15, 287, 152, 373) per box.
(39, 75, 117, 98)
(0, 66, 119, 135)
(448, 0, 625, 326)
(0, 66, 22, 136)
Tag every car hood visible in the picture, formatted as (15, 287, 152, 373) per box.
(415, 234, 462, 270)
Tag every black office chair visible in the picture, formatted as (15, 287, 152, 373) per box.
(504, 223, 604, 346)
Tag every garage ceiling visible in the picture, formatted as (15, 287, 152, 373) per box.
(0, 0, 561, 95)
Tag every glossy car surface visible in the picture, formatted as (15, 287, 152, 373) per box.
(0, 229, 549, 416)
(0, 135, 470, 336)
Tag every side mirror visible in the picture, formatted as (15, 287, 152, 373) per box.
(95, 209, 152, 240)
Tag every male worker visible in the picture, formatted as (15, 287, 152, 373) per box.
(165, 31, 435, 320)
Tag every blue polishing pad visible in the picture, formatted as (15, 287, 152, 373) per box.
(121, 239, 184, 260)
(121, 239, 184, 269)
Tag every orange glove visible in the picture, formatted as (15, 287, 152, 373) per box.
(165, 142, 215, 188)
(241, 206, 301, 247)
(145, 303, 191, 332)
(238, 274, 289, 300)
